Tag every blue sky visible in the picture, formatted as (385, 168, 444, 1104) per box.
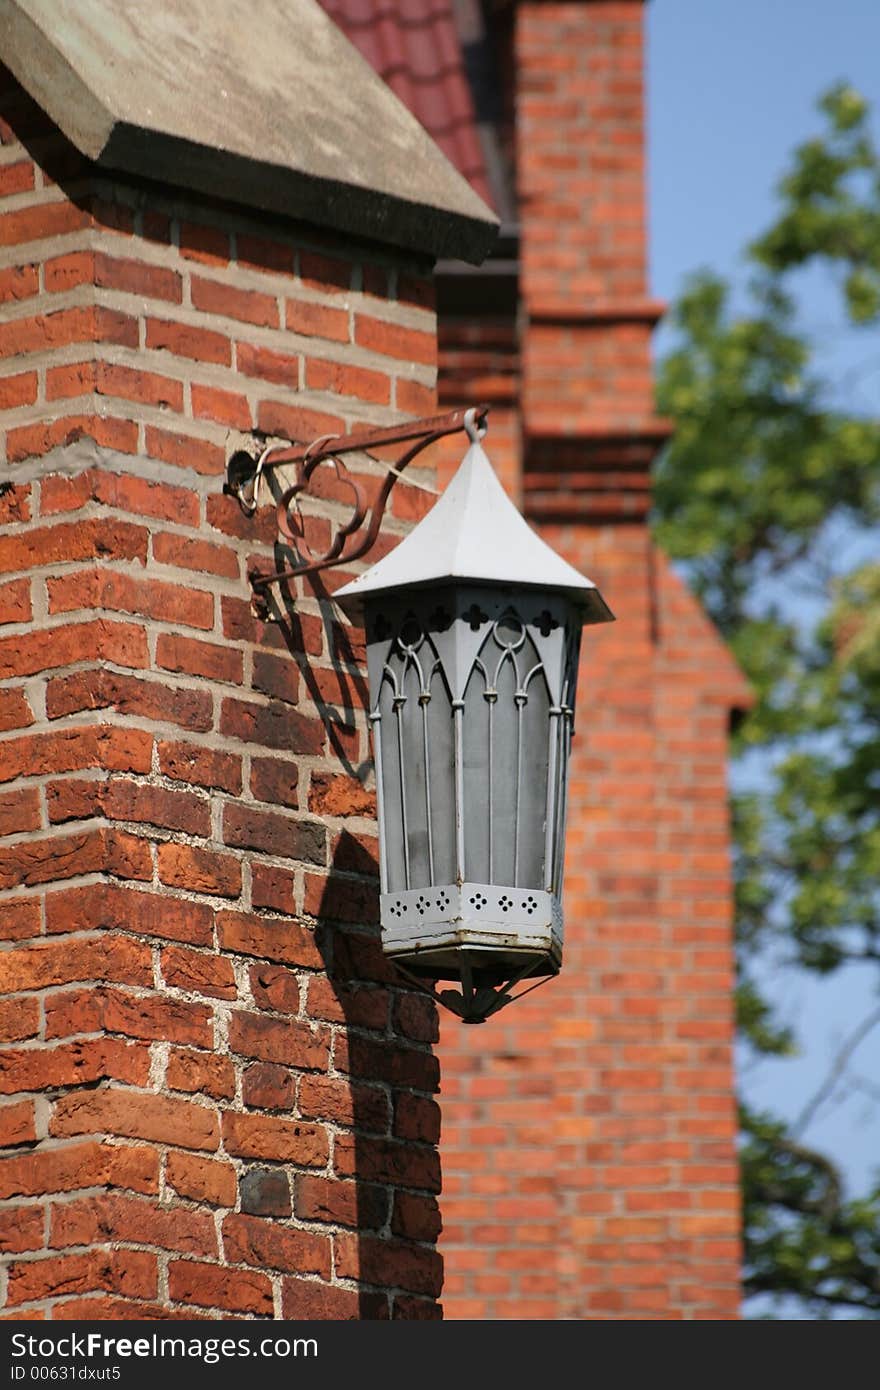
(646, 0, 880, 1217)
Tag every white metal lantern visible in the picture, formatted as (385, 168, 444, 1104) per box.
(335, 416, 613, 1021)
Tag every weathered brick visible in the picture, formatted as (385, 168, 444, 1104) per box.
(221, 1111, 328, 1166)
(334, 1232, 442, 1298)
(50, 1088, 220, 1152)
(250, 756, 299, 809)
(220, 696, 326, 754)
(47, 569, 214, 631)
(217, 911, 322, 968)
(157, 843, 242, 899)
(0, 995, 40, 1041)
(223, 803, 327, 863)
(6, 1249, 158, 1306)
(49, 1193, 218, 1258)
(45, 883, 213, 947)
(239, 1165, 291, 1217)
(157, 632, 242, 684)
(241, 1062, 297, 1112)
(167, 1260, 272, 1315)
(165, 1048, 236, 1101)
(0, 1203, 44, 1254)
(228, 1011, 329, 1071)
(0, 1099, 37, 1147)
(0, 1039, 150, 1094)
(0, 1140, 157, 1201)
(222, 1212, 330, 1277)
(160, 945, 237, 1000)
(166, 1152, 236, 1208)
(159, 740, 242, 794)
(294, 1175, 386, 1230)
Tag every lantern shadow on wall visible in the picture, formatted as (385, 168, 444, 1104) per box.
(225, 409, 613, 1023)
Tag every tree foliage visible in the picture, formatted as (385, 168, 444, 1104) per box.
(653, 83, 880, 1317)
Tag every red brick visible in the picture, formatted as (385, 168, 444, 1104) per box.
(333, 1133, 440, 1193)
(217, 911, 322, 968)
(101, 780, 211, 836)
(0, 264, 38, 303)
(298, 251, 352, 292)
(0, 517, 148, 574)
(392, 1192, 442, 1242)
(334, 1232, 442, 1298)
(300, 1073, 390, 1133)
(166, 1151, 236, 1207)
(144, 426, 226, 476)
(222, 1212, 330, 1277)
(0, 1038, 149, 1094)
(3, 934, 151, 993)
(94, 251, 182, 303)
(167, 1260, 272, 1315)
(0, 686, 33, 731)
(146, 317, 231, 365)
(308, 771, 375, 817)
(46, 569, 214, 631)
(0, 784, 40, 835)
(165, 1048, 236, 1101)
(228, 1011, 330, 1071)
(281, 1277, 366, 1320)
(0, 1204, 43, 1255)
(0, 726, 152, 785)
(235, 341, 300, 387)
(355, 315, 435, 364)
(191, 275, 279, 327)
(161, 945, 237, 1000)
(0, 200, 89, 248)
(157, 843, 242, 898)
(236, 234, 295, 275)
(50, 1088, 220, 1152)
(178, 221, 230, 265)
(250, 863, 297, 914)
(394, 1092, 441, 1145)
(49, 1193, 218, 1257)
(45, 986, 212, 1048)
(248, 962, 302, 1014)
(0, 1099, 36, 1147)
(0, 996, 40, 1041)
(0, 1140, 158, 1200)
(305, 358, 390, 404)
(44, 882, 213, 946)
(294, 1175, 386, 1230)
(255, 399, 344, 444)
(241, 1062, 297, 1111)
(6, 1249, 157, 1306)
(0, 306, 137, 357)
(222, 802, 326, 863)
(222, 1112, 328, 1166)
(249, 756, 299, 809)
(220, 696, 325, 753)
(191, 382, 252, 430)
(157, 632, 242, 683)
(0, 369, 37, 409)
(0, 577, 32, 625)
(158, 740, 242, 794)
(252, 650, 300, 704)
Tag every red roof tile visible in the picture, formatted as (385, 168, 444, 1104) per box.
(320, 0, 493, 209)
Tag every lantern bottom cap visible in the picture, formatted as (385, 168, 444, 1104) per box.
(379, 882, 562, 985)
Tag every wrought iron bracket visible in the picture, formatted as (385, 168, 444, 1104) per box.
(223, 405, 489, 617)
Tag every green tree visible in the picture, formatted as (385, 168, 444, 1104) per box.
(653, 84, 880, 1317)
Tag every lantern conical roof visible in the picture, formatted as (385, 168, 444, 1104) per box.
(335, 439, 614, 625)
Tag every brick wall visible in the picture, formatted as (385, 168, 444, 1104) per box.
(435, 1, 749, 1319)
(0, 65, 444, 1321)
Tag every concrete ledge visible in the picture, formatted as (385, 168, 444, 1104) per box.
(0, 0, 499, 264)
